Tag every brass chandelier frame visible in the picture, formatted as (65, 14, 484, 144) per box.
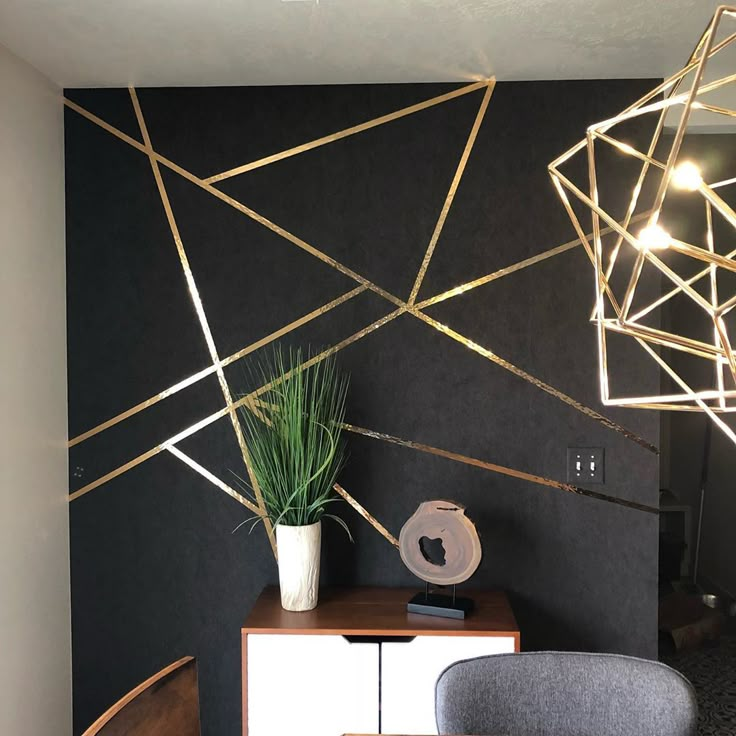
(549, 4, 736, 447)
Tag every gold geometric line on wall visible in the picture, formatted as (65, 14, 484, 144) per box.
(66, 219, 651, 461)
(333, 483, 400, 547)
(343, 423, 659, 514)
(413, 212, 651, 311)
(408, 80, 495, 305)
(263, 302, 656, 458)
(409, 309, 659, 454)
(220, 284, 367, 365)
(64, 86, 660, 521)
(166, 445, 263, 515)
(173, 167, 407, 310)
(203, 80, 489, 183)
(66, 94, 654, 459)
(177, 141, 656, 452)
(68, 363, 221, 449)
(69, 446, 163, 502)
(233, 308, 409, 411)
(68, 284, 367, 447)
(65, 98, 147, 150)
(63, 95, 653, 454)
(68, 309, 407, 502)
(68, 399, 253, 502)
(64, 97, 404, 311)
(129, 87, 276, 555)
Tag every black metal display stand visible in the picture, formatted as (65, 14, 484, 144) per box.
(407, 583, 475, 620)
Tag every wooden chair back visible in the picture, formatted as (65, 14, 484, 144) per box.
(82, 656, 200, 736)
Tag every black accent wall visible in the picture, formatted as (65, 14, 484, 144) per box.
(66, 80, 661, 736)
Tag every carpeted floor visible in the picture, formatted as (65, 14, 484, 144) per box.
(664, 637, 736, 735)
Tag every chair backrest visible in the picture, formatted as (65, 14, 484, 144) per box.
(435, 651, 697, 736)
(82, 657, 200, 736)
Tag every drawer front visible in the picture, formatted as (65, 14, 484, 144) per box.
(381, 635, 517, 735)
(246, 634, 379, 736)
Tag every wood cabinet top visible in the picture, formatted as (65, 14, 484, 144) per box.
(242, 586, 519, 638)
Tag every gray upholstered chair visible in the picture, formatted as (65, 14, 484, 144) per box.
(435, 651, 697, 736)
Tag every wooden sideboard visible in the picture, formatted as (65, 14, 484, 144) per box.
(242, 587, 519, 736)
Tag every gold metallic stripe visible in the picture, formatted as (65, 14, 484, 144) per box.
(69, 403, 237, 502)
(417, 240, 579, 310)
(233, 307, 407, 410)
(407, 80, 495, 305)
(333, 483, 399, 547)
(65, 90, 661, 516)
(129, 88, 221, 374)
(68, 364, 218, 448)
(69, 310, 405, 503)
(203, 81, 489, 184)
(164, 163, 406, 310)
(68, 447, 162, 502)
(68, 284, 367, 448)
(65, 98, 148, 153)
(414, 213, 650, 311)
(166, 445, 263, 515)
(343, 423, 658, 514)
(64, 96, 406, 312)
(129, 88, 277, 555)
(221, 284, 368, 367)
(70, 399, 242, 502)
(410, 309, 659, 454)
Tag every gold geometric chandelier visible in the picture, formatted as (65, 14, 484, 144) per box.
(549, 4, 736, 446)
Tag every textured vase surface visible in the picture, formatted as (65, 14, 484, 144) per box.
(275, 521, 321, 611)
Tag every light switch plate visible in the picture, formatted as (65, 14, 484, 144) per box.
(567, 447, 605, 484)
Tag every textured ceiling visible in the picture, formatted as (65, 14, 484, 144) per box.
(0, 0, 719, 87)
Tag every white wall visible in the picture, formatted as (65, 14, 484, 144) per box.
(0, 45, 71, 736)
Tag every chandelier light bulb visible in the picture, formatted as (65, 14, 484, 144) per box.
(671, 161, 703, 191)
(637, 224, 671, 250)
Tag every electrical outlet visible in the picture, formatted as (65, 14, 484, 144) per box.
(567, 447, 605, 484)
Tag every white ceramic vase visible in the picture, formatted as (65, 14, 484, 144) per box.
(275, 521, 321, 612)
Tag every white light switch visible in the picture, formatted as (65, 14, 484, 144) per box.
(567, 447, 605, 483)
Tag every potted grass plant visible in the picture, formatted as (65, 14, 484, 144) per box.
(237, 347, 350, 612)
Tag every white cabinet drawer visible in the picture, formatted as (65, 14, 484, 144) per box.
(246, 634, 379, 736)
(381, 635, 517, 735)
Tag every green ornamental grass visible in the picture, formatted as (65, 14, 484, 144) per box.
(235, 347, 351, 536)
